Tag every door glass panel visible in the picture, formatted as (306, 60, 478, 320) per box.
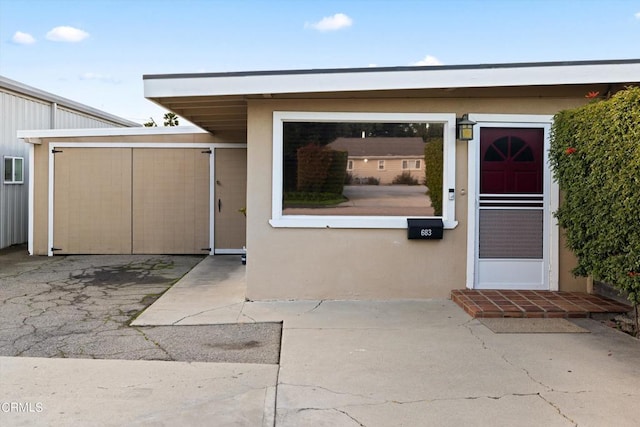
(494, 137, 509, 157)
(484, 145, 504, 161)
(514, 147, 534, 162)
(510, 138, 525, 157)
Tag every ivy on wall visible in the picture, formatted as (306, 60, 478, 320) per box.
(549, 87, 640, 305)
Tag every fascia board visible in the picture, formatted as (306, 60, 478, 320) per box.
(18, 126, 208, 140)
(143, 62, 640, 98)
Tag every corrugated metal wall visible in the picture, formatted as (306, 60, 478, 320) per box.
(0, 91, 51, 249)
(56, 106, 123, 129)
(0, 88, 132, 249)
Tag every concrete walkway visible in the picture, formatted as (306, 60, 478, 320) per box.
(3, 256, 640, 426)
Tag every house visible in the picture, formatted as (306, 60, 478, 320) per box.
(20, 59, 640, 301)
(327, 137, 427, 185)
(0, 76, 139, 249)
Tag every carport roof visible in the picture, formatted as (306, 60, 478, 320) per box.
(143, 59, 640, 134)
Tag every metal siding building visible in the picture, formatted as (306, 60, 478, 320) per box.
(0, 76, 139, 249)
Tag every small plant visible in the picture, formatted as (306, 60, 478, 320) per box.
(392, 171, 419, 185)
(344, 172, 354, 185)
(354, 176, 380, 185)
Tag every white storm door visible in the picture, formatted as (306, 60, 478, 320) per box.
(475, 126, 549, 290)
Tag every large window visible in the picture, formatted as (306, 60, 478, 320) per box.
(4, 156, 24, 184)
(271, 112, 457, 229)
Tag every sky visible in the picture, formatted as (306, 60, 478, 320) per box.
(0, 0, 639, 126)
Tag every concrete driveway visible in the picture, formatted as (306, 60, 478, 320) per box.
(284, 184, 436, 216)
(2, 251, 639, 426)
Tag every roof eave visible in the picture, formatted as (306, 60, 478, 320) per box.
(143, 59, 640, 99)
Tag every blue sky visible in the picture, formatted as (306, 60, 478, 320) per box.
(1, 0, 639, 125)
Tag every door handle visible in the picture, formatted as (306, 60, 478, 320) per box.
(218, 199, 222, 212)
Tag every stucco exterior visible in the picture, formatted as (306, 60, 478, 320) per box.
(24, 60, 640, 301)
(243, 87, 593, 300)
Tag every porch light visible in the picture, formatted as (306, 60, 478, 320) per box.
(456, 114, 476, 141)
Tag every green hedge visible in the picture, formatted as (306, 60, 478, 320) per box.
(424, 139, 443, 216)
(323, 150, 348, 194)
(549, 87, 640, 305)
(296, 144, 334, 193)
(295, 143, 346, 197)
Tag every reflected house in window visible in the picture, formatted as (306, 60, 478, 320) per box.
(327, 137, 426, 185)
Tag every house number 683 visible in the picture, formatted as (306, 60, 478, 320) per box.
(420, 229, 433, 237)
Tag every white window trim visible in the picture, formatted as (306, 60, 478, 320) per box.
(402, 159, 421, 170)
(347, 160, 354, 171)
(377, 160, 385, 170)
(270, 111, 458, 229)
(4, 156, 24, 184)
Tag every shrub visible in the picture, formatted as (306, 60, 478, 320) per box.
(424, 139, 443, 215)
(296, 143, 334, 193)
(392, 171, 419, 185)
(344, 172, 354, 185)
(354, 176, 380, 185)
(549, 86, 640, 308)
(323, 150, 348, 194)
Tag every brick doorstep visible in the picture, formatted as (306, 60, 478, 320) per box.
(451, 290, 631, 319)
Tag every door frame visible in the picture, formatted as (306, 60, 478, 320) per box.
(465, 114, 559, 290)
(47, 142, 246, 256)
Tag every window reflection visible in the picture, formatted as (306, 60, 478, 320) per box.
(282, 122, 444, 216)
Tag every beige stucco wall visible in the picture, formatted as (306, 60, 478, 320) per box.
(245, 90, 592, 300)
(30, 131, 241, 255)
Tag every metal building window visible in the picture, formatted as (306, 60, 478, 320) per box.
(4, 156, 24, 184)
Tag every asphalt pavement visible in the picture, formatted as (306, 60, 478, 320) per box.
(0, 245, 281, 363)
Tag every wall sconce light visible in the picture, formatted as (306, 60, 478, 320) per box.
(456, 114, 476, 141)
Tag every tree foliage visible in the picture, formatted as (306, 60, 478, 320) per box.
(143, 113, 179, 127)
(143, 117, 157, 127)
(549, 87, 640, 305)
(163, 112, 179, 127)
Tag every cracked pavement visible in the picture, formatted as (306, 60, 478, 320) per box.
(264, 300, 640, 427)
(0, 246, 281, 364)
(2, 251, 639, 426)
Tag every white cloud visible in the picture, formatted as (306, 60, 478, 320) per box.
(79, 73, 120, 84)
(306, 13, 353, 31)
(46, 26, 89, 42)
(635, 11, 640, 19)
(412, 55, 444, 66)
(12, 31, 36, 45)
